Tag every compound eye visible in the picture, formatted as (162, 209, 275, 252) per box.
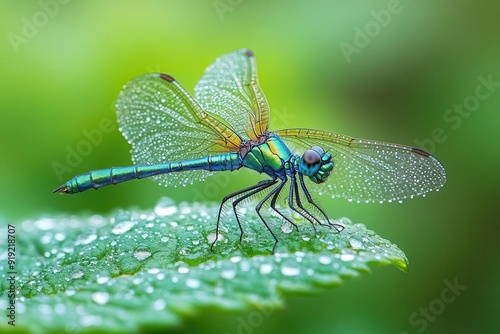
(303, 150, 321, 164)
(310, 146, 324, 155)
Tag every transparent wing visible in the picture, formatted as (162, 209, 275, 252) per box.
(275, 128, 446, 203)
(194, 49, 269, 140)
(116, 73, 240, 187)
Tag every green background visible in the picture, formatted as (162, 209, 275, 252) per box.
(1, 0, 498, 333)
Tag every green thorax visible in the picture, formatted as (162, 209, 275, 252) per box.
(241, 133, 292, 176)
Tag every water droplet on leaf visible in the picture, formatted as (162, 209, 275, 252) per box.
(92, 292, 110, 305)
(281, 265, 300, 276)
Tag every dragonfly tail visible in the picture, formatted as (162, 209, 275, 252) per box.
(54, 153, 241, 194)
(53, 185, 69, 194)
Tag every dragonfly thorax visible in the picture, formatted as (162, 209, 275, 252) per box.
(298, 146, 334, 184)
(240, 133, 293, 177)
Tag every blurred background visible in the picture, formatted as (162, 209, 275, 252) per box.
(1, 0, 499, 333)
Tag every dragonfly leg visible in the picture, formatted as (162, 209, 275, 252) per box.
(298, 173, 344, 233)
(231, 179, 278, 244)
(255, 178, 288, 252)
(288, 172, 319, 233)
(269, 177, 299, 232)
(211, 179, 277, 252)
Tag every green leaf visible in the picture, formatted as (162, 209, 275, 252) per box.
(0, 198, 408, 333)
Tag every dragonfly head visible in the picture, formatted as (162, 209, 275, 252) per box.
(299, 146, 334, 184)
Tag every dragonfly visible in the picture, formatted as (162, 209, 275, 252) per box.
(54, 49, 446, 251)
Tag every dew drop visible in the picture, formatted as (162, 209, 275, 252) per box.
(221, 269, 236, 279)
(80, 234, 97, 245)
(92, 292, 110, 305)
(180, 205, 192, 214)
(148, 268, 160, 274)
(154, 197, 178, 216)
(96, 276, 109, 284)
(281, 265, 300, 276)
(186, 278, 201, 289)
(55, 233, 65, 241)
(281, 222, 293, 234)
(318, 255, 332, 265)
(259, 263, 273, 275)
(71, 271, 84, 279)
(207, 233, 224, 243)
(340, 254, 355, 262)
(35, 218, 56, 231)
(153, 299, 166, 311)
(40, 234, 52, 244)
(112, 221, 134, 235)
(349, 238, 363, 249)
(230, 256, 242, 263)
(178, 266, 189, 274)
(133, 247, 152, 261)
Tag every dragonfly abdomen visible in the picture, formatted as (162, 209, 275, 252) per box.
(54, 153, 242, 194)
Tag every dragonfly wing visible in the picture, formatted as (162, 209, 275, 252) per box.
(116, 73, 239, 187)
(275, 128, 446, 203)
(194, 49, 270, 140)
